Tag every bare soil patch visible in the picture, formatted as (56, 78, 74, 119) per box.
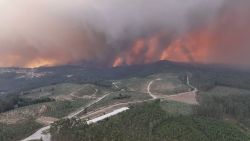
(165, 91, 198, 105)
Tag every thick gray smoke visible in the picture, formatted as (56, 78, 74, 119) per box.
(2, 0, 249, 68)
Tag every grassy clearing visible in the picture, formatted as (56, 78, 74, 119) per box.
(23, 83, 83, 99)
(23, 83, 110, 101)
(114, 73, 189, 96)
(117, 73, 190, 96)
(0, 103, 47, 124)
(0, 98, 91, 122)
(72, 85, 97, 97)
(44, 99, 91, 118)
(74, 85, 111, 97)
(149, 73, 190, 95)
(117, 77, 150, 93)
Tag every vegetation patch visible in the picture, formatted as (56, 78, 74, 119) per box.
(0, 94, 54, 113)
(194, 86, 250, 119)
(112, 93, 132, 100)
(150, 73, 190, 95)
(23, 83, 83, 99)
(160, 100, 193, 116)
(85, 91, 151, 113)
(51, 102, 249, 141)
(44, 99, 90, 118)
(0, 119, 42, 141)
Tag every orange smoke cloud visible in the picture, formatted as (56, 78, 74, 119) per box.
(112, 33, 166, 67)
(1, 0, 250, 68)
(113, 0, 250, 67)
(160, 28, 214, 63)
(160, 39, 191, 62)
(24, 58, 58, 68)
(112, 32, 197, 67)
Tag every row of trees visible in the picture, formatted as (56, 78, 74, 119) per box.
(190, 69, 250, 91)
(0, 94, 54, 113)
(194, 92, 250, 120)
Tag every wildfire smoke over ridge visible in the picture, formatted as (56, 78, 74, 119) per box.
(0, 0, 250, 68)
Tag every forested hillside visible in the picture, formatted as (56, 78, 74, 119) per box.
(1, 61, 250, 141)
(50, 101, 249, 141)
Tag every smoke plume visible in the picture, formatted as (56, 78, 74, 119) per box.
(0, 0, 249, 68)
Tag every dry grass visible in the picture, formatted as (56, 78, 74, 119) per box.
(0, 104, 48, 124)
(164, 91, 198, 105)
(36, 116, 59, 125)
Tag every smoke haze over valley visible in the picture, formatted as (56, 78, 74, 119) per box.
(0, 0, 249, 68)
(1, 2, 250, 141)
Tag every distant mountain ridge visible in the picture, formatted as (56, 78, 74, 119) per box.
(0, 60, 250, 94)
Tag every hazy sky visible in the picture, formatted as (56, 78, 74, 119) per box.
(0, 0, 249, 68)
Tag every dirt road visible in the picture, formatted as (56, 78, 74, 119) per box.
(162, 76, 198, 104)
(80, 98, 154, 120)
(81, 76, 198, 119)
(67, 93, 110, 118)
(21, 126, 51, 141)
(22, 75, 198, 141)
(147, 78, 162, 99)
(21, 93, 109, 141)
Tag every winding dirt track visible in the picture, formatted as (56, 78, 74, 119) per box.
(81, 76, 198, 119)
(162, 76, 198, 104)
(147, 78, 162, 99)
(22, 90, 110, 141)
(147, 76, 198, 104)
(22, 76, 198, 141)
(67, 93, 109, 118)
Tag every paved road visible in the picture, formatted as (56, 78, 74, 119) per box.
(87, 107, 129, 124)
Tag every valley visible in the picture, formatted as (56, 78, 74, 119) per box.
(1, 0, 250, 140)
(21, 71, 196, 141)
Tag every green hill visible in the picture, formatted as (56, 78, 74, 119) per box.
(50, 101, 249, 141)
